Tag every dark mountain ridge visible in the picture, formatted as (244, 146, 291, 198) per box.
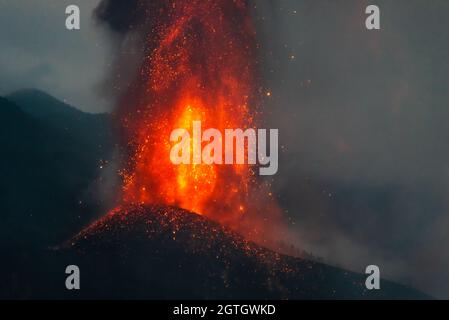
(0, 92, 113, 248)
(0, 205, 430, 299)
(7, 89, 113, 157)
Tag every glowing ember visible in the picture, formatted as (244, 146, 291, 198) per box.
(112, 0, 282, 240)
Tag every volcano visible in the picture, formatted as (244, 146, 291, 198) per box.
(0, 205, 428, 299)
(0, 94, 428, 300)
(8, 205, 416, 299)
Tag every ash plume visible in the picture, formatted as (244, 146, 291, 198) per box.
(95, 0, 144, 34)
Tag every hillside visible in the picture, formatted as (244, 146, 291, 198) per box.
(0, 205, 429, 299)
(0, 94, 112, 247)
(7, 89, 113, 158)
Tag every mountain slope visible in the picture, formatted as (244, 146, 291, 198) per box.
(7, 89, 113, 158)
(0, 96, 109, 247)
(0, 205, 429, 299)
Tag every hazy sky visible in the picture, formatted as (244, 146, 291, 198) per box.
(254, 0, 449, 298)
(1, 0, 449, 298)
(0, 0, 112, 112)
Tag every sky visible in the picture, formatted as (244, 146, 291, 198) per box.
(1, 0, 449, 298)
(0, 0, 113, 113)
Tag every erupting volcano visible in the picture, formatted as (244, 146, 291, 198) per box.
(0, 0, 431, 301)
(100, 0, 283, 242)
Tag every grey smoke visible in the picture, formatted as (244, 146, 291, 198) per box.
(254, 0, 449, 298)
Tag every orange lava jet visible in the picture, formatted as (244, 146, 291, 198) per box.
(114, 0, 282, 242)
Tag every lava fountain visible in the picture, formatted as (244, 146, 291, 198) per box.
(98, 0, 284, 244)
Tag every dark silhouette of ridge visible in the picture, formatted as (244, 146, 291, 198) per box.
(0, 93, 112, 248)
(4, 204, 421, 300)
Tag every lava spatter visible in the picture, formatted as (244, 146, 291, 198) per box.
(109, 0, 283, 241)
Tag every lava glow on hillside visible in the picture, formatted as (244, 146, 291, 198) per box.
(95, 0, 284, 244)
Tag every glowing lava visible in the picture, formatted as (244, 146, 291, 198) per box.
(114, 0, 281, 238)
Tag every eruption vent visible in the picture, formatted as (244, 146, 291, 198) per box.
(97, 0, 283, 242)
